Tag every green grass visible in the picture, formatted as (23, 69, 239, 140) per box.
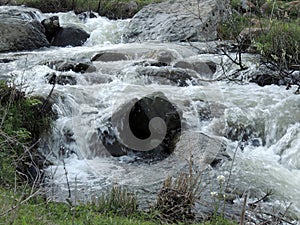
(0, 187, 238, 225)
(254, 20, 300, 70)
(0, 81, 52, 186)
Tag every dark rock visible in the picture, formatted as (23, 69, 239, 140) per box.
(174, 60, 217, 76)
(156, 50, 176, 65)
(42, 15, 89, 47)
(123, 0, 229, 43)
(41, 15, 60, 43)
(136, 66, 198, 87)
(0, 58, 16, 63)
(45, 72, 77, 85)
(99, 92, 182, 161)
(51, 26, 90, 47)
(77, 11, 98, 21)
(251, 74, 282, 86)
(133, 60, 169, 67)
(246, 65, 289, 86)
(0, 6, 50, 52)
(46, 60, 96, 73)
(91, 52, 128, 62)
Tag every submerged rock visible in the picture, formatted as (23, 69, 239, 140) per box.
(123, 0, 229, 43)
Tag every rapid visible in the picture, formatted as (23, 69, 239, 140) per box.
(0, 11, 299, 220)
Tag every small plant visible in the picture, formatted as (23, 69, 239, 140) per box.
(210, 175, 227, 221)
(154, 162, 202, 223)
(93, 185, 138, 217)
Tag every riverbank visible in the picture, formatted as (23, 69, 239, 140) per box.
(2, 0, 163, 19)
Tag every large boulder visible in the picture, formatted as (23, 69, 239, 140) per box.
(174, 131, 230, 168)
(42, 15, 90, 47)
(0, 6, 50, 52)
(123, 0, 229, 43)
(52, 26, 90, 47)
(99, 92, 182, 161)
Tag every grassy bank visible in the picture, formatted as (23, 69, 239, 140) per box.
(0, 187, 237, 225)
(217, 0, 300, 89)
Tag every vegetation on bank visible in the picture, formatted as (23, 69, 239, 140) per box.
(13, 0, 163, 18)
(0, 81, 52, 186)
(218, 0, 300, 90)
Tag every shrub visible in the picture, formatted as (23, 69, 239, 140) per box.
(0, 81, 52, 186)
(218, 13, 251, 40)
(255, 21, 300, 71)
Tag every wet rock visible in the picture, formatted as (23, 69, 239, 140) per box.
(251, 74, 282, 86)
(0, 6, 50, 52)
(45, 72, 77, 85)
(174, 60, 217, 76)
(91, 52, 128, 62)
(156, 50, 176, 65)
(0, 58, 16, 63)
(248, 66, 285, 86)
(46, 60, 96, 73)
(99, 92, 182, 161)
(42, 15, 89, 47)
(174, 131, 230, 168)
(51, 26, 89, 47)
(133, 60, 169, 68)
(123, 0, 229, 43)
(41, 15, 60, 43)
(77, 11, 98, 21)
(136, 66, 198, 87)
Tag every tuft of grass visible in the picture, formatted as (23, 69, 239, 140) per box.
(91, 185, 138, 217)
(154, 162, 202, 224)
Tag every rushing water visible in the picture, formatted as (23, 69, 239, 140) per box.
(0, 11, 300, 220)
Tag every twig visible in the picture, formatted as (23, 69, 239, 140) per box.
(248, 189, 273, 207)
(0, 189, 40, 217)
(240, 194, 247, 225)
